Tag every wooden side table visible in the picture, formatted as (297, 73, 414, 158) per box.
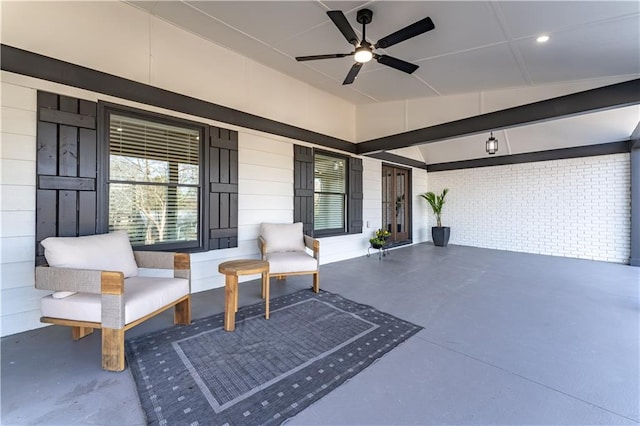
(218, 259, 270, 331)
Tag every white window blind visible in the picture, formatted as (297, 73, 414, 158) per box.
(108, 114, 200, 246)
(110, 115, 199, 182)
(314, 153, 346, 231)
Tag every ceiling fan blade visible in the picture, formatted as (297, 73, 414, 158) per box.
(343, 63, 363, 85)
(296, 53, 353, 62)
(376, 55, 419, 74)
(375, 17, 435, 49)
(327, 10, 359, 46)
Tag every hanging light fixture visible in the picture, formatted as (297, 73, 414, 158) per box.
(486, 131, 498, 155)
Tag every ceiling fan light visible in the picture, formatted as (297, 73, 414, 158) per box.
(354, 47, 373, 63)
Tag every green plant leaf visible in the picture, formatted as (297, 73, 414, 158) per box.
(421, 188, 449, 227)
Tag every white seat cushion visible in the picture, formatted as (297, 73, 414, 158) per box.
(265, 251, 318, 275)
(40, 276, 189, 325)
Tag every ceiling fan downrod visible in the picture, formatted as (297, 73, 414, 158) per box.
(354, 9, 374, 63)
(357, 8, 373, 43)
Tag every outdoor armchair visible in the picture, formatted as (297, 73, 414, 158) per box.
(258, 222, 320, 293)
(35, 231, 191, 372)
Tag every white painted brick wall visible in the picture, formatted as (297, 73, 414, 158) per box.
(427, 154, 631, 263)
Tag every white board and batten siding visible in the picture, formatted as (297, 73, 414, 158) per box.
(0, 1, 363, 336)
(0, 78, 430, 338)
(1, 82, 40, 336)
(190, 133, 297, 294)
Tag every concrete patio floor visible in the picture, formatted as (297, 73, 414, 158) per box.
(2, 243, 639, 425)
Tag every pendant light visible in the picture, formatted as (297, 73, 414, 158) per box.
(486, 131, 498, 155)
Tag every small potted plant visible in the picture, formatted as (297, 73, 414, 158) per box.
(369, 228, 391, 249)
(420, 188, 450, 247)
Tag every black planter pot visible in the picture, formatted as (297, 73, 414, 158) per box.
(432, 226, 450, 247)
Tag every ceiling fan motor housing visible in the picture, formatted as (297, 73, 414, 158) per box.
(357, 9, 373, 25)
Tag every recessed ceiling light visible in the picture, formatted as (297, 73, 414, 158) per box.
(536, 35, 550, 43)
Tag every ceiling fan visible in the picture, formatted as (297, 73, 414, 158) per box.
(295, 8, 435, 85)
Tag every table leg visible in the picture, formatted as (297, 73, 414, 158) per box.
(234, 280, 239, 313)
(224, 275, 237, 331)
(263, 272, 270, 319)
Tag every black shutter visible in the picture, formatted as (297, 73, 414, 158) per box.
(348, 157, 363, 234)
(293, 145, 314, 236)
(35, 91, 98, 265)
(208, 126, 238, 249)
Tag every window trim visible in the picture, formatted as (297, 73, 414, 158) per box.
(97, 101, 210, 252)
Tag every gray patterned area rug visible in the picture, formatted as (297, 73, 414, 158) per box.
(126, 289, 422, 426)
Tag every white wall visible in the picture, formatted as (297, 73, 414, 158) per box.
(0, 0, 382, 336)
(0, 0, 629, 337)
(0, 1, 355, 141)
(0, 72, 428, 336)
(413, 165, 431, 243)
(426, 154, 631, 263)
(355, 77, 636, 142)
(0, 0, 431, 339)
(1, 81, 38, 336)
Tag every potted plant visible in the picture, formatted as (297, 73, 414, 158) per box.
(420, 188, 450, 247)
(369, 228, 391, 249)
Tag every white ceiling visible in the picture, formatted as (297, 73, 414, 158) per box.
(126, 1, 640, 164)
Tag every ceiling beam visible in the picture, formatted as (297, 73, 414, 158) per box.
(356, 79, 640, 155)
(426, 140, 630, 172)
(363, 152, 427, 169)
(0, 44, 356, 154)
(3, 44, 638, 163)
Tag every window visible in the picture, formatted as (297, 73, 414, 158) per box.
(36, 92, 239, 259)
(314, 152, 347, 234)
(107, 113, 203, 249)
(294, 144, 362, 238)
(100, 105, 239, 251)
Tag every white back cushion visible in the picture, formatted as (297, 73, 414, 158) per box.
(41, 231, 138, 277)
(260, 222, 306, 254)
